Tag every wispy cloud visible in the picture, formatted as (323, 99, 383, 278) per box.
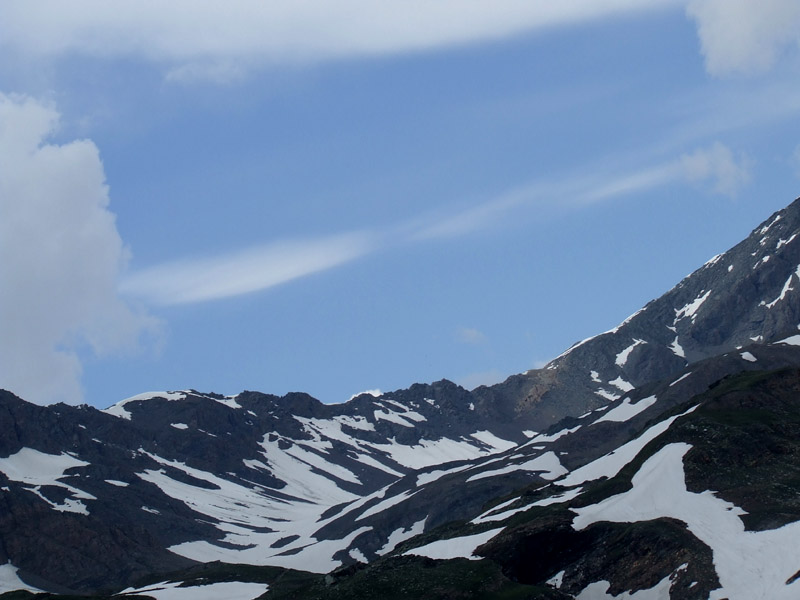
(456, 327, 488, 345)
(0, 1, 679, 79)
(120, 232, 376, 306)
(680, 141, 751, 196)
(410, 185, 537, 241)
(411, 141, 750, 243)
(119, 141, 749, 309)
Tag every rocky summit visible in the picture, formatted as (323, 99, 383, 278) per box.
(4, 198, 800, 599)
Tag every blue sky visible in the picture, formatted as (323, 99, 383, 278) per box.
(2, 1, 800, 407)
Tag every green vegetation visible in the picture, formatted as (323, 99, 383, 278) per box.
(264, 555, 565, 600)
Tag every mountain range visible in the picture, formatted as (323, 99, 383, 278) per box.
(3, 197, 800, 599)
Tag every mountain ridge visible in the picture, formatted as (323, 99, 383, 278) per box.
(3, 196, 800, 597)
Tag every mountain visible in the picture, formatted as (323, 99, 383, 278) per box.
(3, 197, 800, 599)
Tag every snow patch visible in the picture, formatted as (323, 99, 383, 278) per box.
(548, 570, 565, 589)
(777, 233, 797, 249)
(527, 426, 581, 445)
(760, 214, 781, 235)
(357, 489, 418, 521)
(121, 580, 268, 600)
(595, 388, 620, 402)
(575, 576, 671, 599)
(369, 436, 505, 470)
(212, 396, 243, 410)
(373, 409, 415, 428)
(0, 563, 42, 594)
(776, 335, 800, 346)
(103, 391, 186, 419)
(466, 451, 566, 483)
(615, 339, 645, 367)
(0, 448, 94, 514)
(472, 488, 584, 525)
(105, 479, 129, 487)
(594, 396, 657, 424)
(675, 290, 711, 322)
(404, 528, 504, 561)
(470, 431, 517, 452)
(669, 336, 686, 359)
(704, 253, 723, 267)
(669, 373, 691, 387)
(740, 352, 757, 362)
(377, 517, 426, 555)
(416, 464, 471, 486)
(754, 255, 771, 268)
(609, 377, 634, 392)
(765, 266, 800, 308)
(532, 487, 584, 507)
(349, 548, 368, 563)
(170, 423, 189, 430)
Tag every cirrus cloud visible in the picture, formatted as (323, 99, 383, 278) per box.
(119, 232, 376, 306)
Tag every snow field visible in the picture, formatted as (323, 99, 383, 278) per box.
(120, 580, 268, 600)
(572, 443, 800, 599)
(0, 448, 95, 514)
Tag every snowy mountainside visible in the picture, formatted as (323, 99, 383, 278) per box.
(0, 381, 529, 591)
(234, 351, 800, 599)
(3, 197, 800, 597)
(477, 197, 800, 432)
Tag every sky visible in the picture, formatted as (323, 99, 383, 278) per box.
(2, 1, 800, 408)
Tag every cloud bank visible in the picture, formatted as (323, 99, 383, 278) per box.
(5, 2, 797, 83)
(0, 1, 677, 80)
(0, 94, 159, 405)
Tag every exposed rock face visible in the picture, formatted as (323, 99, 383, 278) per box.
(477, 197, 800, 429)
(2, 197, 800, 596)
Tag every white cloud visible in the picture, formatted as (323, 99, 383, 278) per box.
(687, 0, 800, 75)
(0, 1, 678, 78)
(680, 141, 751, 196)
(120, 232, 375, 306)
(0, 93, 160, 405)
(348, 389, 382, 401)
